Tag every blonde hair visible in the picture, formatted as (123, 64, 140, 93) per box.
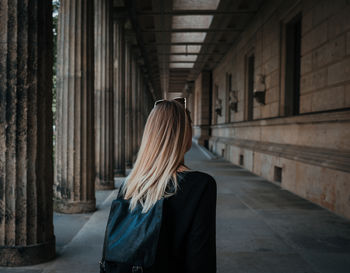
(121, 99, 192, 213)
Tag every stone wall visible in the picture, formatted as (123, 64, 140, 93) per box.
(195, 0, 350, 219)
(212, 0, 350, 122)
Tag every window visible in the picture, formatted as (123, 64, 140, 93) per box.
(284, 13, 302, 116)
(213, 84, 219, 124)
(274, 166, 282, 183)
(245, 52, 255, 121)
(239, 154, 244, 166)
(226, 73, 232, 122)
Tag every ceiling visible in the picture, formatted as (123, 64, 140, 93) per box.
(117, 0, 264, 99)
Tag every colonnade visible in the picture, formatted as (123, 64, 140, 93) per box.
(0, 0, 155, 266)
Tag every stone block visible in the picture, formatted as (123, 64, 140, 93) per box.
(253, 105, 261, 120)
(300, 67, 327, 94)
(243, 149, 254, 172)
(270, 101, 279, 117)
(312, 35, 345, 68)
(259, 153, 275, 180)
(279, 157, 298, 193)
(328, 57, 350, 85)
(229, 145, 240, 166)
(253, 151, 263, 176)
(301, 53, 312, 75)
(236, 126, 261, 141)
(347, 31, 350, 55)
(311, 86, 345, 112)
(255, 47, 263, 68)
(327, 34, 346, 63)
(289, 160, 350, 218)
(265, 86, 279, 104)
(263, 55, 279, 75)
(327, 5, 350, 39)
(302, 9, 313, 35)
(263, 38, 279, 64)
(265, 70, 279, 89)
(261, 104, 270, 118)
(302, 0, 319, 15)
(345, 83, 350, 107)
(301, 21, 328, 55)
(310, 0, 335, 28)
(299, 93, 312, 113)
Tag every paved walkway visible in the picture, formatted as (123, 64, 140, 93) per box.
(1, 142, 350, 273)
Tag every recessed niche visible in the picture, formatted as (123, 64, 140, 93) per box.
(274, 166, 282, 183)
(239, 154, 244, 166)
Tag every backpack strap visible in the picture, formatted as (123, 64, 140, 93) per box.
(99, 179, 127, 272)
(99, 220, 108, 272)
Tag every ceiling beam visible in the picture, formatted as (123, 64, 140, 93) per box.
(136, 10, 257, 15)
(169, 61, 219, 63)
(144, 42, 233, 45)
(140, 28, 243, 33)
(158, 53, 224, 56)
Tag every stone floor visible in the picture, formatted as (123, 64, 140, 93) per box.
(1, 141, 350, 273)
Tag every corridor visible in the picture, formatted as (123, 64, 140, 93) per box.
(1, 142, 349, 273)
(1, 0, 350, 270)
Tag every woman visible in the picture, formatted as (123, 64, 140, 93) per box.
(120, 98, 217, 273)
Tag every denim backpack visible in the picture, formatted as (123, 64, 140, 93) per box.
(99, 183, 164, 273)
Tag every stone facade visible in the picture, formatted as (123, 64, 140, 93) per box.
(193, 0, 350, 219)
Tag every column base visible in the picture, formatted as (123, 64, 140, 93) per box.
(0, 236, 55, 266)
(53, 199, 96, 214)
(95, 179, 115, 190)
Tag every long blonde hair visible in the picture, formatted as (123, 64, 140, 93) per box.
(121, 99, 192, 213)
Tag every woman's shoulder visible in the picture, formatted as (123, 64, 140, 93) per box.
(179, 169, 215, 179)
(177, 170, 216, 188)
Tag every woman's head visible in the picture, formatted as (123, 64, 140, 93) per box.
(121, 99, 192, 213)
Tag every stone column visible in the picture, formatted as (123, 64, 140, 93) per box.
(113, 19, 126, 177)
(54, 0, 96, 213)
(125, 42, 133, 168)
(131, 54, 138, 163)
(137, 68, 143, 147)
(94, 0, 114, 190)
(0, 0, 55, 266)
(193, 71, 211, 147)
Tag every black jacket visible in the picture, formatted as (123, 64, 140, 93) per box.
(152, 170, 217, 273)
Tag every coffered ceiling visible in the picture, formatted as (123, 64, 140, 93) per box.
(119, 0, 264, 99)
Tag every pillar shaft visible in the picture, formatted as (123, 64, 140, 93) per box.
(54, 0, 96, 213)
(0, 0, 55, 266)
(137, 68, 143, 148)
(113, 19, 126, 176)
(94, 0, 114, 190)
(125, 42, 133, 168)
(131, 55, 138, 163)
